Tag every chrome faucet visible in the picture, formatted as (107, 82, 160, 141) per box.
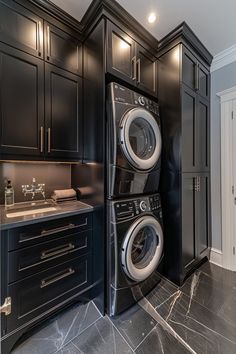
(22, 178, 45, 199)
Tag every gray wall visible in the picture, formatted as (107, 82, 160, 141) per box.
(211, 61, 236, 250)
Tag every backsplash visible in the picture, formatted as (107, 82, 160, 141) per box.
(0, 162, 71, 205)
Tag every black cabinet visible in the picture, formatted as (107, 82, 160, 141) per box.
(45, 64, 82, 160)
(158, 33, 212, 285)
(106, 21, 157, 96)
(44, 22, 82, 75)
(0, 1, 43, 58)
(0, 43, 44, 159)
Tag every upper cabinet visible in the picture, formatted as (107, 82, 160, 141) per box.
(181, 46, 209, 100)
(44, 22, 82, 75)
(0, 1, 43, 58)
(106, 21, 157, 97)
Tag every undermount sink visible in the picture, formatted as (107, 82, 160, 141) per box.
(5, 201, 57, 218)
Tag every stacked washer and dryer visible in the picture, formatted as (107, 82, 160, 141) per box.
(106, 83, 164, 316)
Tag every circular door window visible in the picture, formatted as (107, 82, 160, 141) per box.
(121, 216, 163, 282)
(120, 108, 162, 170)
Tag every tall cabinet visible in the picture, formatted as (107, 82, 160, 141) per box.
(158, 23, 212, 285)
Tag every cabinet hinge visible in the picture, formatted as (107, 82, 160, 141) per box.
(233, 246, 235, 255)
(0, 297, 11, 316)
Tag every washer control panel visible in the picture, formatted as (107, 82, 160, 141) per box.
(114, 194, 161, 220)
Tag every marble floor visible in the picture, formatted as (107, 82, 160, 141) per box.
(12, 261, 236, 354)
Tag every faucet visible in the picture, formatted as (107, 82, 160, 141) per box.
(22, 178, 45, 199)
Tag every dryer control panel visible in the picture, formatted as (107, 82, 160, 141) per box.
(114, 194, 161, 220)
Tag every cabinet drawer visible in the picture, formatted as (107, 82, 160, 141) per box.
(8, 213, 92, 251)
(8, 230, 92, 283)
(7, 255, 92, 332)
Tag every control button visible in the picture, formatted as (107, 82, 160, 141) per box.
(140, 200, 147, 211)
(138, 96, 145, 106)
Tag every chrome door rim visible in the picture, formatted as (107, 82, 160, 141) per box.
(120, 108, 162, 170)
(121, 216, 163, 282)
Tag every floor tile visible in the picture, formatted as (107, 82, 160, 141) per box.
(146, 276, 179, 309)
(56, 342, 81, 354)
(72, 317, 133, 354)
(199, 262, 236, 288)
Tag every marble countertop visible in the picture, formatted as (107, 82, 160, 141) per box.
(0, 199, 93, 230)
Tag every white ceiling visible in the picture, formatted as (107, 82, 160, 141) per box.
(50, 0, 236, 56)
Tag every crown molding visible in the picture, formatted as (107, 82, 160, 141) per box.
(211, 44, 236, 72)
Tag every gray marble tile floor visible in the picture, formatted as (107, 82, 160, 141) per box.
(12, 262, 236, 354)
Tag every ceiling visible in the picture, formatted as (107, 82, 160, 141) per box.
(50, 0, 236, 56)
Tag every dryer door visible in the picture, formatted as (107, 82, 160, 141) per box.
(120, 108, 161, 170)
(121, 216, 163, 282)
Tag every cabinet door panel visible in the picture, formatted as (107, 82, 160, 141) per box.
(45, 22, 82, 75)
(0, 44, 44, 158)
(106, 21, 135, 85)
(196, 174, 209, 256)
(182, 46, 197, 90)
(45, 64, 81, 160)
(198, 63, 209, 100)
(182, 85, 197, 172)
(198, 97, 210, 171)
(182, 174, 196, 269)
(0, 1, 43, 58)
(137, 44, 157, 96)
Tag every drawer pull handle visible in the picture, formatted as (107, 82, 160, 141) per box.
(40, 267, 75, 288)
(41, 243, 75, 260)
(19, 218, 88, 243)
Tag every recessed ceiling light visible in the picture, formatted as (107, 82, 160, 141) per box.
(148, 12, 157, 24)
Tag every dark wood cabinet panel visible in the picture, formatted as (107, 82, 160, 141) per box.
(196, 174, 209, 255)
(0, 1, 43, 58)
(106, 21, 136, 84)
(182, 174, 196, 269)
(197, 97, 210, 171)
(44, 22, 82, 75)
(181, 84, 197, 172)
(136, 44, 157, 96)
(198, 62, 209, 99)
(0, 43, 44, 159)
(182, 46, 198, 90)
(45, 64, 82, 160)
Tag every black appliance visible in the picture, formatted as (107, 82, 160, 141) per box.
(107, 193, 164, 316)
(106, 82, 162, 198)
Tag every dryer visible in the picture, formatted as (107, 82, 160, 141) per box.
(107, 82, 162, 198)
(107, 193, 163, 316)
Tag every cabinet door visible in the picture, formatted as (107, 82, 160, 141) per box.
(196, 174, 209, 256)
(198, 62, 210, 100)
(182, 174, 197, 269)
(136, 44, 157, 96)
(0, 43, 44, 159)
(44, 22, 82, 75)
(106, 21, 136, 85)
(182, 46, 198, 91)
(197, 97, 210, 171)
(0, 1, 43, 58)
(45, 63, 81, 161)
(181, 84, 197, 172)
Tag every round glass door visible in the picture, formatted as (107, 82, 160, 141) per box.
(120, 108, 161, 170)
(121, 216, 163, 281)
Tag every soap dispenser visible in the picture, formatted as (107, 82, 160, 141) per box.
(5, 180, 14, 207)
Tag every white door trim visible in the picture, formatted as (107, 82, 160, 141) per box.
(217, 87, 236, 271)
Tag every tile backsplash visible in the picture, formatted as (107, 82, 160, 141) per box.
(0, 162, 71, 205)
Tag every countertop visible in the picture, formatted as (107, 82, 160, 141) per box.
(0, 200, 94, 230)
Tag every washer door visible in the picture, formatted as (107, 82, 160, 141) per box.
(121, 216, 163, 282)
(120, 108, 161, 170)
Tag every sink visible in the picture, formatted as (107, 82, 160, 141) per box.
(6, 201, 57, 218)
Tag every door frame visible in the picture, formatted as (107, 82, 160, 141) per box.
(217, 86, 236, 271)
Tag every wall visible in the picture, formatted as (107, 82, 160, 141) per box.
(0, 162, 71, 204)
(211, 61, 236, 250)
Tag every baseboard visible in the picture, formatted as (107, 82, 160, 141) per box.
(209, 248, 223, 267)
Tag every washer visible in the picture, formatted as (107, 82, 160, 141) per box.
(107, 82, 162, 198)
(107, 193, 164, 316)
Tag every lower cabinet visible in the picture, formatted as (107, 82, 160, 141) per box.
(163, 172, 210, 285)
(1, 213, 93, 354)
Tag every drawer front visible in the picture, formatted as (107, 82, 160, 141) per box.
(7, 255, 92, 332)
(8, 213, 92, 251)
(8, 230, 92, 283)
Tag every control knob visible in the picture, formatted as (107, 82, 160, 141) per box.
(140, 200, 147, 211)
(138, 96, 145, 106)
